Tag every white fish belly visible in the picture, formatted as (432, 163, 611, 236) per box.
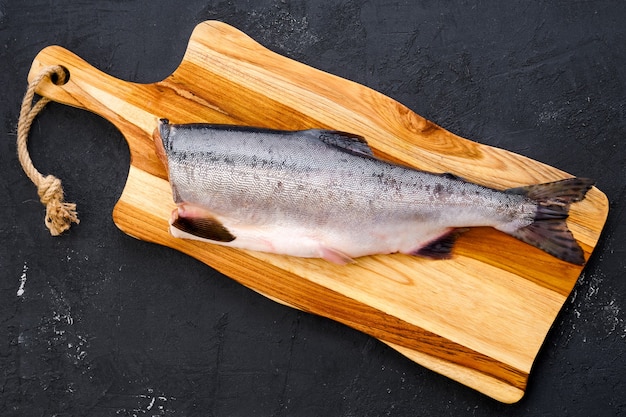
(170, 208, 463, 262)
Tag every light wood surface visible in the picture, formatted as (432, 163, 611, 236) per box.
(27, 20, 608, 403)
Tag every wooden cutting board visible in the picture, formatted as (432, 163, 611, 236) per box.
(27, 20, 608, 403)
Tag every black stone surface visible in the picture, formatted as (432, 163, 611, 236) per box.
(1, 1, 625, 416)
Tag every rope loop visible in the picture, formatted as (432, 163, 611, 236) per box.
(16, 65, 79, 236)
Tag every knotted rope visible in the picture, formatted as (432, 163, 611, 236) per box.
(16, 65, 79, 235)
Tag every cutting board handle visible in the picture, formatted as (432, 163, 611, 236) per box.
(29, 45, 160, 140)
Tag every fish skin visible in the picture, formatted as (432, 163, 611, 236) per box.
(153, 118, 593, 265)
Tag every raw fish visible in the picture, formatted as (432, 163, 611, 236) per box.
(153, 119, 593, 265)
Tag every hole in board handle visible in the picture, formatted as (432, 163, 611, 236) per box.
(50, 66, 70, 85)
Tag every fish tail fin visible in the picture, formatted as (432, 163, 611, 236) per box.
(505, 178, 595, 265)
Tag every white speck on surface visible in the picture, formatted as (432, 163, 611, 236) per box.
(537, 100, 567, 125)
(603, 299, 625, 338)
(114, 389, 176, 415)
(52, 310, 74, 326)
(17, 262, 28, 296)
(249, 8, 319, 56)
(563, 271, 626, 343)
(538, 110, 559, 123)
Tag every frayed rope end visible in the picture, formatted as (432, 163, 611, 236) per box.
(38, 175, 79, 236)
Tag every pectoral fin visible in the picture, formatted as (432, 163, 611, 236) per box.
(170, 205, 236, 242)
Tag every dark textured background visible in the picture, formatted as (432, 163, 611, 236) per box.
(1, 1, 625, 416)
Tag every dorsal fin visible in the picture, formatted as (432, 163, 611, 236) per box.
(439, 172, 464, 182)
(307, 129, 375, 157)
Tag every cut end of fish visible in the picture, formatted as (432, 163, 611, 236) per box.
(153, 118, 170, 172)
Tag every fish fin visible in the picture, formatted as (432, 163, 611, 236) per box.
(504, 178, 594, 265)
(312, 130, 375, 157)
(439, 172, 465, 181)
(411, 229, 464, 260)
(318, 246, 355, 265)
(170, 209, 236, 242)
(509, 214, 586, 265)
(506, 177, 594, 205)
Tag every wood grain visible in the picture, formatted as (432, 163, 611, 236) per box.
(27, 21, 608, 403)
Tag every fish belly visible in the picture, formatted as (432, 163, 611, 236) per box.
(168, 201, 460, 264)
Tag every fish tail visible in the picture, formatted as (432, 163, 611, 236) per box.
(505, 178, 595, 265)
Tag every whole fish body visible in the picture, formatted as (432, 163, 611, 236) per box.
(153, 119, 593, 265)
